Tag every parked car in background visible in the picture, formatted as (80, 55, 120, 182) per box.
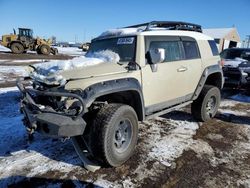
(221, 48, 250, 90)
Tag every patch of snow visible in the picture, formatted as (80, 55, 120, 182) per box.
(0, 44, 11, 52)
(206, 133, 224, 140)
(146, 117, 199, 167)
(99, 28, 141, 37)
(0, 66, 28, 75)
(0, 66, 28, 82)
(0, 86, 18, 93)
(54, 46, 85, 56)
(220, 100, 238, 107)
(11, 59, 45, 63)
(30, 50, 120, 85)
(218, 109, 248, 116)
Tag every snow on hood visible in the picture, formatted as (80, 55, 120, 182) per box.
(224, 57, 248, 68)
(30, 50, 120, 85)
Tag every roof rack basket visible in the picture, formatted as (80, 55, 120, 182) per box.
(124, 21, 202, 33)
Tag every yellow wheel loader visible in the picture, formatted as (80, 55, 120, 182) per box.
(0, 28, 58, 55)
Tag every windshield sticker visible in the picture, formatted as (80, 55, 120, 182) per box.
(117, 37, 134, 45)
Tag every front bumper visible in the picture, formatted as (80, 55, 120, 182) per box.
(223, 67, 250, 88)
(17, 78, 86, 138)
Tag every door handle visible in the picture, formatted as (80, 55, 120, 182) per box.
(177, 67, 188, 72)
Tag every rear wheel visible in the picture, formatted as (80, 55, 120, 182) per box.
(191, 85, 221, 122)
(11, 42, 24, 54)
(40, 45, 51, 55)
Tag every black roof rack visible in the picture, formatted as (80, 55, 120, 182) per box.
(124, 21, 202, 33)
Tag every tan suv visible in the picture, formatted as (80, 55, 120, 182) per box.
(17, 21, 224, 170)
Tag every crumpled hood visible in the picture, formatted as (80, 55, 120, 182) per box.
(60, 62, 127, 80)
(29, 50, 127, 85)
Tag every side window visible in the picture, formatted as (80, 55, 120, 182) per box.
(182, 41, 200, 59)
(208, 40, 219, 56)
(149, 41, 183, 62)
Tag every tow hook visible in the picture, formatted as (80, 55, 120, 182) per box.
(23, 117, 37, 142)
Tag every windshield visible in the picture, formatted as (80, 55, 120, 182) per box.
(87, 37, 136, 62)
(221, 49, 250, 61)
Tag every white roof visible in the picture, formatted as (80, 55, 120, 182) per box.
(203, 28, 234, 39)
(99, 28, 213, 41)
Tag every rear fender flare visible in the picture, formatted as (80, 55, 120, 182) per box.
(192, 64, 224, 100)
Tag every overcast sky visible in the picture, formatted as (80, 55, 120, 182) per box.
(0, 0, 249, 42)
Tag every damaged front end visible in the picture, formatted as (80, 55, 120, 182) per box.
(17, 78, 87, 138)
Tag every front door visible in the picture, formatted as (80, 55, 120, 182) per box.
(142, 36, 202, 115)
(142, 36, 188, 114)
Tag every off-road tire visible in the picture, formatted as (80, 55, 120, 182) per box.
(191, 85, 221, 122)
(90, 103, 138, 167)
(40, 45, 51, 55)
(11, 42, 24, 54)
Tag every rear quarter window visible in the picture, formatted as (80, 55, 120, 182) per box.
(208, 40, 219, 56)
(182, 41, 200, 59)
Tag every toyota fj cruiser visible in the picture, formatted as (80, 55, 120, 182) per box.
(17, 21, 224, 170)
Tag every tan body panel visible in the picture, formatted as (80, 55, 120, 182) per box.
(65, 32, 220, 109)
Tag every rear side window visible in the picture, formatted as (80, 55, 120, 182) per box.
(208, 40, 219, 56)
(182, 41, 200, 59)
(149, 41, 183, 62)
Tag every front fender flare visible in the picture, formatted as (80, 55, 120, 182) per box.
(81, 78, 145, 119)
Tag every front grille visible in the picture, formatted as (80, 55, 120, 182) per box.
(223, 67, 241, 79)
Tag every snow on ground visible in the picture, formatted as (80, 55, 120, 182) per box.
(0, 86, 201, 187)
(0, 44, 85, 56)
(55, 46, 86, 56)
(0, 66, 28, 82)
(0, 45, 11, 52)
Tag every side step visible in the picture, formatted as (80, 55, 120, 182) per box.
(146, 101, 192, 120)
(71, 138, 101, 172)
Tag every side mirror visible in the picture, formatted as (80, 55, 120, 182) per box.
(149, 48, 165, 64)
(148, 48, 165, 72)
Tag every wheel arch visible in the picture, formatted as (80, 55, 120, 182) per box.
(9, 40, 24, 48)
(82, 78, 145, 121)
(192, 64, 224, 101)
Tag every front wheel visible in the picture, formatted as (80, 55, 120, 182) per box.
(191, 85, 221, 122)
(11, 42, 24, 54)
(90, 103, 138, 167)
(39, 45, 51, 55)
